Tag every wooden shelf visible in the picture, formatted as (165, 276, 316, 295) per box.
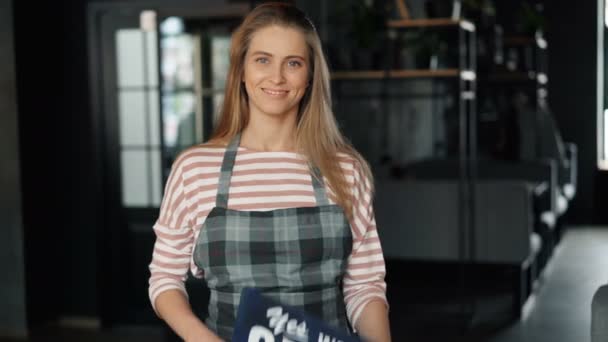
(504, 36, 535, 46)
(331, 71, 385, 79)
(331, 69, 473, 80)
(387, 18, 475, 32)
(388, 69, 461, 78)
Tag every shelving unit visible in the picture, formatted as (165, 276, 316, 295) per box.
(478, 29, 549, 163)
(330, 15, 478, 269)
(329, 11, 482, 329)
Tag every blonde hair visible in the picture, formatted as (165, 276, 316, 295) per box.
(209, 2, 373, 219)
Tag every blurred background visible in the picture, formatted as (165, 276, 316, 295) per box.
(1, 0, 608, 341)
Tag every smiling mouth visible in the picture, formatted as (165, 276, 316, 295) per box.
(262, 88, 289, 96)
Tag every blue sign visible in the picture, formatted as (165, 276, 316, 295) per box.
(232, 288, 362, 342)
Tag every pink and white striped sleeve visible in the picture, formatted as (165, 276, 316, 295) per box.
(148, 157, 195, 314)
(343, 160, 388, 328)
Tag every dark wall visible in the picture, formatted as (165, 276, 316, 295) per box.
(0, 0, 28, 337)
(546, 1, 606, 224)
(62, 0, 101, 317)
(13, 0, 98, 324)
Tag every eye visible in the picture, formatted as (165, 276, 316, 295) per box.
(287, 60, 302, 68)
(255, 57, 269, 64)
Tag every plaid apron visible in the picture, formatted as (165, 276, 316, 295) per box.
(193, 134, 353, 340)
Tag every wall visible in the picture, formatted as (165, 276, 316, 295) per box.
(13, 0, 97, 324)
(0, 0, 28, 337)
(546, 1, 602, 224)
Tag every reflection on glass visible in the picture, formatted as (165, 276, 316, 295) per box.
(160, 21, 197, 172)
(211, 36, 231, 90)
(162, 93, 196, 147)
(158, 17, 233, 181)
(161, 34, 195, 91)
(160, 16, 184, 36)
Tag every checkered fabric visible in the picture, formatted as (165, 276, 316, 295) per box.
(192, 134, 353, 340)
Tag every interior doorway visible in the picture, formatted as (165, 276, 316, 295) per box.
(87, 2, 248, 327)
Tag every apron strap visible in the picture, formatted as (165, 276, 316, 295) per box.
(216, 134, 241, 208)
(311, 166, 330, 206)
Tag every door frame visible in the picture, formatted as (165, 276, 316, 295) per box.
(86, 0, 250, 327)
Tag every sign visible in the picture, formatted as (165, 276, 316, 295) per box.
(232, 288, 362, 342)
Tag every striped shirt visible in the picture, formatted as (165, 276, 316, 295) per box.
(148, 144, 387, 327)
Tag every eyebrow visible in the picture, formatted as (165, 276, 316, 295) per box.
(250, 50, 306, 61)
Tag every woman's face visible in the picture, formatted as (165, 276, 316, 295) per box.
(243, 25, 310, 120)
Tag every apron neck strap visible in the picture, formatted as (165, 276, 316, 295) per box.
(216, 134, 241, 208)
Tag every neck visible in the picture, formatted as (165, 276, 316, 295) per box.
(240, 111, 298, 152)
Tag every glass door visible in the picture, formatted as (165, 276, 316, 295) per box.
(92, 4, 245, 326)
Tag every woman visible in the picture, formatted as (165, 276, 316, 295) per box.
(148, 3, 390, 341)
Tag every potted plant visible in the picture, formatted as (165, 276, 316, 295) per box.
(518, 2, 545, 35)
(398, 30, 448, 69)
(346, 0, 386, 69)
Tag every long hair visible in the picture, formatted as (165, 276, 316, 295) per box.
(209, 2, 373, 219)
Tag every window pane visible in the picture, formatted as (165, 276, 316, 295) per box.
(161, 34, 195, 90)
(150, 149, 162, 206)
(118, 90, 147, 146)
(148, 89, 160, 146)
(121, 150, 149, 207)
(116, 29, 145, 87)
(146, 31, 159, 87)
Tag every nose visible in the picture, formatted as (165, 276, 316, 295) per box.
(269, 63, 285, 84)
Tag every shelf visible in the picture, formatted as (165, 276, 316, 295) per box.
(331, 70, 384, 79)
(504, 36, 535, 46)
(389, 69, 461, 78)
(387, 18, 475, 32)
(331, 69, 475, 80)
